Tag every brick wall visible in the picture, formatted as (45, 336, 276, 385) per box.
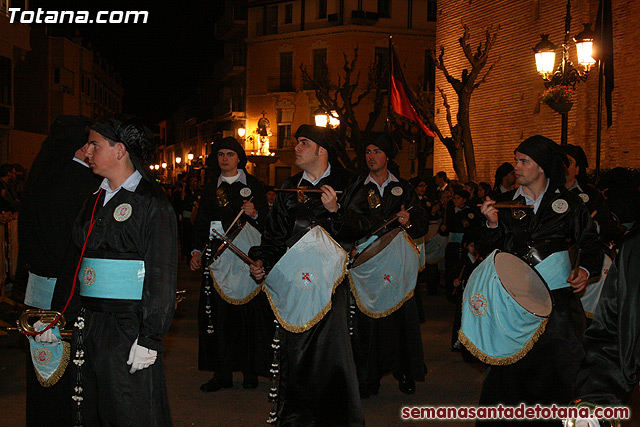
(433, 0, 639, 183)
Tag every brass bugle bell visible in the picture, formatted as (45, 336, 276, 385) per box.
(6, 309, 72, 339)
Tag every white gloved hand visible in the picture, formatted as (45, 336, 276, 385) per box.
(33, 320, 60, 343)
(127, 338, 157, 374)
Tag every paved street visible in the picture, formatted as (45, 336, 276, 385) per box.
(2, 262, 638, 426)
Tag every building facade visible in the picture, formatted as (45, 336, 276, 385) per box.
(244, 0, 437, 184)
(432, 0, 639, 182)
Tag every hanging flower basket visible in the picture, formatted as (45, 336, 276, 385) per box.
(545, 101, 574, 114)
(539, 85, 575, 114)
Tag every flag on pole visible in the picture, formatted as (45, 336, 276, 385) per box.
(389, 43, 436, 137)
(594, 0, 614, 127)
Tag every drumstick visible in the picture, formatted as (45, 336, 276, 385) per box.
(275, 188, 343, 194)
(476, 202, 534, 209)
(203, 196, 254, 257)
(225, 196, 254, 239)
(452, 265, 466, 297)
(369, 206, 414, 237)
(211, 229, 258, 267)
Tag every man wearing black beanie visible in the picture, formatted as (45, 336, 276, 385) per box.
(472, 135, 603, 426)
(562, 144, 619, 247)
(249, 124, 371, 426)
(350, 132, 427, 398)
(71, 115, 177, 426)
(190, 136, 272, 393)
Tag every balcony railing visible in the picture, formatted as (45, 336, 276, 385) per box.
(212, 97, 246, 119)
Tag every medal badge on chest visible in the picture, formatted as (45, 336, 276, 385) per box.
(552, 199, 568, 214)
(296, 187, 309, 204)
(113, 203, 132, 222)
(216, 188, 229, 207)
(391, 186, 403, 197)
(240, 187, 252, 198)
(368, 189, 381, 209)
(511, 208, 527, 221)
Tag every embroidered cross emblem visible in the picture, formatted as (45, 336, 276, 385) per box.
(301, 272, 310, 282)
(383, 274, 391, 283)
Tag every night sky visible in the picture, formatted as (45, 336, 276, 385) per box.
(28, 0, 224, 124)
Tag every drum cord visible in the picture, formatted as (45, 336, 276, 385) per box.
(23, 189, 104, 337)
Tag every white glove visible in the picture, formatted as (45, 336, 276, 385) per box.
(33, 320, 60, 343)
(127, 338, 157, 374)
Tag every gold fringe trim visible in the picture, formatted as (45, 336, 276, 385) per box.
(458, 318, 549, 366)
(348, 272, 415, 319)
(425, 256, 445, 265)
(34, 341, 71, 387)
(263, 226, 348, 334)
(347, 230, 418, 318)
(209, 267, 261, 305)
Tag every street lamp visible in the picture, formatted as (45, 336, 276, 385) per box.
(237, 124, 246, 138)
(187, 152, 194, 162)
(314, 108, 340, 129)
(175, 156, 182, 165)
(533, 0, 594, 145)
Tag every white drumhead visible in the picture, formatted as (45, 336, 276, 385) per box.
(494, 252, 552, 318)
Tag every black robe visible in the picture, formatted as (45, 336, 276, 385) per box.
(575, 226, 640, 406)
(351, 176, 427, 391)
(73, 177, 177, 427)
(249, 166, 371, 427)
(17, 115, 100, 427)
(476, 185, 602, 426)
(191, 172, 273, 380)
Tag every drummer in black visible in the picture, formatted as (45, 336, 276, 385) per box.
(477, 135, 602, 426)
(190, 137, 272, 392)
(562, 144, 620, 247)
(249, 125, 370, 427)
(441, 188, 480, 301)
(352, 132, 427, 398)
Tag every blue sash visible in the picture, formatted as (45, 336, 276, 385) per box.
(348, 230, 419, 318)
(28, 326, 70, 387)
(79, 258, 145, 300)
(533, 250, 572, 290)
(264, 226, 347, 333)
(24, 272, 56, 309)
(459, 250, 551, 365)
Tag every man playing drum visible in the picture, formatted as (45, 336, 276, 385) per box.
(476, 135, 602, 426)
(190, 137, 272, 392)
(249, 125, 371, 426)
(351, 132, 427, 398)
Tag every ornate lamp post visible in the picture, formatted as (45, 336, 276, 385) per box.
(533, 0, 595, 145)
(314, 108, 340, 129)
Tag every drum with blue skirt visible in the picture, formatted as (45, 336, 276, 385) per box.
(459, 250, 553, 365)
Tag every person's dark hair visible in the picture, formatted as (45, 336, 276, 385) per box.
(435, 171, 449, 182)
(454, 189, 471, 200)
(211, 137, 247, 169)
(294, 124, 343, 169)
(409, 176, 427, 189)
(478, 182, 492, 198)
(464, 181, 479, 196)
(0, 163, 15, 178)
(562, 144, 589, 186)
(493, 162, 514, 190)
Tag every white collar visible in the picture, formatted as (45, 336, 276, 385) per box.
(97, 170, 142, 206)
(218, 169, 246, 186)
(364, 171, 399, 196)
(513, 178, 550, 214)
(300, 164, 332, 186)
